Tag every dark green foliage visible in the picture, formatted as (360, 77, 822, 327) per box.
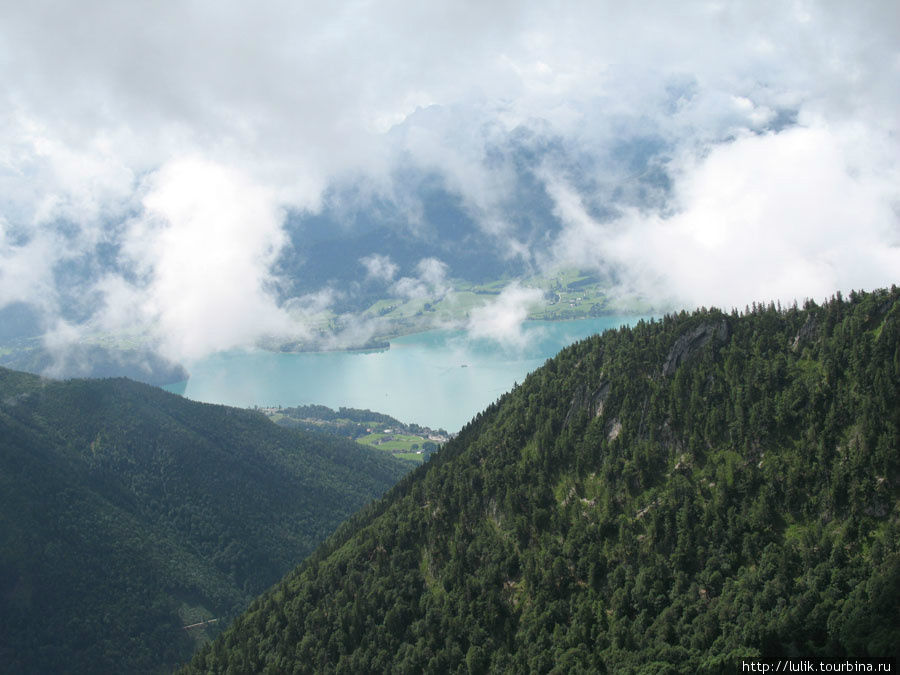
(0, 371, 410, 674)
(186, 287, 900, 673)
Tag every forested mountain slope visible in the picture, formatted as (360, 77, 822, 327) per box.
(188, 287, 900, 673)
(0, 371, 410, 674)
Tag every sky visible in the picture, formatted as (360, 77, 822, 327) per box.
(1, 0, 898, 363)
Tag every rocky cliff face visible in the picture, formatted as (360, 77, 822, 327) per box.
(662, 318, 730, 375)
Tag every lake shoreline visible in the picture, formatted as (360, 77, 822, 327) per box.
(271, 310, 647, 354)
(164, 316, 647, 432)
(165, 314, 649, 390)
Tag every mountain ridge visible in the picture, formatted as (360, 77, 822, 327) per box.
(187, 286, 899, 673)
(0, 370, 411, 674)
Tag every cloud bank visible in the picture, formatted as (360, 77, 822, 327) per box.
(467, 284, 544, 348)
(549, 123, 900, 309)
(114, 158, 294, 361)
(0, 0, 897, 363)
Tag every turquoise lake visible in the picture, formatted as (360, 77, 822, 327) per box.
(164, 317, 643, 432)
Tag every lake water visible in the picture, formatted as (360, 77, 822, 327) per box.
(164, 317, 641, 432)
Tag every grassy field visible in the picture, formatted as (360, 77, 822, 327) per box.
(359, 268, 622, 327)
(357, 432, 430, 454)
(261, 406, 447, 465)
(355, 431, 440, 463)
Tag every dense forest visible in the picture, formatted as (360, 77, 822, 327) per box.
(187, 287, 899, 673)
(0, 371, 411, 674)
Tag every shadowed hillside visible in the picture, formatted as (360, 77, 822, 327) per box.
(0, 371, 411, 674)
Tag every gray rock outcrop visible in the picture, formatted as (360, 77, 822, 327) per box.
(662, 320, 730, 376)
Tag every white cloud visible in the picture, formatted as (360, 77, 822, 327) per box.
(40, 319, 88, 377)
(0, 0, 897, 360)
(360, 253, 398, 282)
(284, 288, 338, 318)
(391, 257, 449, 300)
(415, 257, 448, 290)
(110, 157, 295, 361)
(467, 283, 543, 347)
(391, 277, 428, 300)
(0, 225, 59, 313)
(319, 314, 386, 352)
(550, 122, 900, 309)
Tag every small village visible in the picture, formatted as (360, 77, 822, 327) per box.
(259, 405, 451, 462)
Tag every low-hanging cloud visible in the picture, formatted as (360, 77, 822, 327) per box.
(466, 283, 544, 348)
(108, 157, 296, 361)
(0, 226, 59, 314)
(391, 257, 449, 300)
(549, 122, 900, 309)
(360, 254, 399, 283)
(0, 0, 897, 366)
